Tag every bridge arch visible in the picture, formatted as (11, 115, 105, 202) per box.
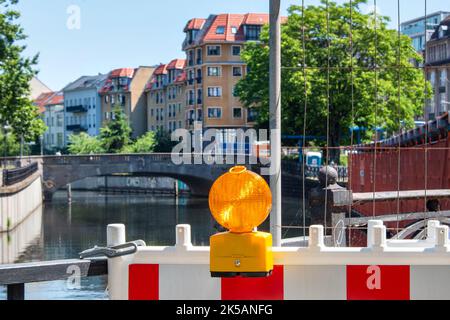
(41, 154, 251, 201)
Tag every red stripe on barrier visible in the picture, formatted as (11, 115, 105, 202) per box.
(221, 265, 284, 300)
(347, 265, 410, 300)
(128, 264, 159, 300)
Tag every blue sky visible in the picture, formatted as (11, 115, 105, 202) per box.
(14, 0, 448, 91)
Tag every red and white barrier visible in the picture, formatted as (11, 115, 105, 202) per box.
(107, 222, 450, 300)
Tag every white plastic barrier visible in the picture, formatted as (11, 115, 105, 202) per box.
(107, 221, 450, 300)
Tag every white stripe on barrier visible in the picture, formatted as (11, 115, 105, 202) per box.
(284, 266, 346, 300)
(159, 265, 221, 300)
(410, 266, 450, 300)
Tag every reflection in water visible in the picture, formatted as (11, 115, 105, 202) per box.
(1, 205, 43, 265)
(0, 191, 305, 300)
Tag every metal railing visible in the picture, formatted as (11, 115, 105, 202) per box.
(0, 258, 107, 300)
(282, 160, 348, 182)
(2, 162, 38, 187)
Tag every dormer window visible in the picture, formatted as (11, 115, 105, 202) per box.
(245, 25, 262, 41)
(439, 25, 448, 39)
(216, 26, 225, 34)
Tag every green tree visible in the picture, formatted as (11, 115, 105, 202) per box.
(123, 131, 157, 154)
(0, 131, 26, 156)
(235, 0, 431, 163)
(100, 106, 132, 153)
(0, 0, 45, 144)
(154, 129, 176, 153)
(67, 132, 104, 155)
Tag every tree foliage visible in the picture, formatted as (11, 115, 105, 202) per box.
(235, 0, 431, 162)
(67, 132, 105, 155)
(122, 131, 157, 154)
(99, 106, 132, 153)
(0, 131, 28, 156)
(68, 108, 157, 155)
(154, 128, 176, 153)
(0, 0, 45, 143)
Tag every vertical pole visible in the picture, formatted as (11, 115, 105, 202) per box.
(270, 0, 282, 247)
(67, 183, 72, 203)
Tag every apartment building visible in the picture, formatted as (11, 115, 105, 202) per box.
(182, 13, 269, 142)
(401, 11, 450, 53)
(425, 16, 450, 121)
(63, 74, 108, 145)
(41, 92, 65, 152)
(146, 59, 186, 133)
(100, 66, 155, 138)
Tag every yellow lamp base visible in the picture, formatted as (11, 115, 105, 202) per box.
(210, 231, 273, 278)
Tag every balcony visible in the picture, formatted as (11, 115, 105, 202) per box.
(196, 77, 202, 84)
(66, 105, 88, 113)
(66, 124, 87, 132)
(197, 98, 203, 105)
(188, 100, 194, 106)
(196, 59, 202, 65)
(188, 79, 194, 86)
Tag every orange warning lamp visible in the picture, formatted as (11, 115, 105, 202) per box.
(209, 166, 273, 278)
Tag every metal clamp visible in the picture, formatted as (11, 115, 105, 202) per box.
(79, 240, 146, 259)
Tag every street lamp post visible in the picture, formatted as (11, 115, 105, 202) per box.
(2, 123, 12, 167)
(269, 0, 282, 247)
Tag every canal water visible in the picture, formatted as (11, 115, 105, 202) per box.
(0, 191, 306, 300)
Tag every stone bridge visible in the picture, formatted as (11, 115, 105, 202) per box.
(39, 154, 266, 201)
(7, 154, 326, 201)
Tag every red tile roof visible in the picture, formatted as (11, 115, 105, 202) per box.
(167, 59, 186, 70)
(154, 64, 168, 75)
(33, 92, 59, 113)
(110, 68, 135, 78)
(184, 18, 206, 32)
(243, 13, 270, 25)
(99, 68, 135, 93)
(187, 13, 270, 43)
(46, 92, 64, 106)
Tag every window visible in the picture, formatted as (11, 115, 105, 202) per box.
(196, 48, 203, 64)
(208, 87, 222, 97)
(233, 107, 242, 119)
(245, 25, 261, 41)
(111, 95, 115, 105)
(430, 71, 436, 88)
(119, 77, 128, 86)
(247, 108, 258, 122)
(188, 50, 194, 66)
(197, 89, 203, 104)
(207, 45, 221, 56)
(104, 95, 109, 103)
(151, 109, 154, 117)
(207, 67, 221, 77)
(232, 46, 241, 56)
(208, 107, 222, 119)
(216, 26, 225, 34)
(231, 26, 238, 34)
(440, 70, 447, 87)
(233, 67, 242, 77)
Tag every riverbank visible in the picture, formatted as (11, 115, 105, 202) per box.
(0, 172, 42, 233)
